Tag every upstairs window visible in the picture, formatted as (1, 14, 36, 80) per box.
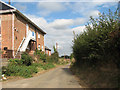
(38, 44, 40, 50)
(38, 33, 40, 38)
(32, 31, 34, 36)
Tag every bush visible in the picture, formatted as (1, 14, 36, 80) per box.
(2, 66, 7, 74)
(21, 52, 33, 66)
(51, 51, 59, 63)
(42, 63, 55, 70)
(2, 51, 57, 78)
(71, 9, 120, 88)
(4, 64, 38, 78)
(34, 49, 46, 61)
(9, 59, 23, 65)
(72, 9, 119, 67)
(32, 63, 55, 70)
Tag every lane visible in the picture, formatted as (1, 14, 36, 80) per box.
(2, 65, 81, 88)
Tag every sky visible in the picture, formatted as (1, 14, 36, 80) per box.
(2, 0, 119, 56)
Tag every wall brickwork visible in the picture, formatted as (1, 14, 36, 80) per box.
(1, 13, 45, 58)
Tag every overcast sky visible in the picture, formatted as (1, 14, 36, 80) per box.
(3, 0, 118, 56)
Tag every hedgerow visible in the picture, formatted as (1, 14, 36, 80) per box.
(72, 9, 120, 68)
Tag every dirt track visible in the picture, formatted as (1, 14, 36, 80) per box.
(2, 65, 81, 88)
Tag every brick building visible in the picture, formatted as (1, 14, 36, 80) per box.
(0, 1, 46, 58)
(45, 46, 51, 56)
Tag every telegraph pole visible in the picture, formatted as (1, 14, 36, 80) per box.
(56, 43, 58, 51)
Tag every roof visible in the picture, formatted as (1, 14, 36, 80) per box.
(0, 0, 16, 10)
(0, 1, 46, 34)
(45, 46, 51, 51)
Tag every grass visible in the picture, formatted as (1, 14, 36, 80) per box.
(32, 63, 55, 70)
(3, 62, 56, 78)
(2, 56, 69, 79)
(70, 63, 120, 88)
(4, 64, 38, 78)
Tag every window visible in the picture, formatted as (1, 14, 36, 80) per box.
(4, 47, 8, 50)
(42, 46, 44, 51)
(38, 44, 40, 50)
(15, 36, 17, 40)
(38, 33, 40, 38)
(32, 31, 34, 36)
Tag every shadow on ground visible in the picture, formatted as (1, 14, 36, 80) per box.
(62, 68, 73, 75)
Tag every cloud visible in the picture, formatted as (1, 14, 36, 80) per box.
(48, 19, 73, 29)
(72, 25, 86, 34)
(37, 2, 66, 16)
(69, 2, 100, 18)
(68, 2, 117, 18)
(14, 3, 27, 12)
(25, 14, 86, 56)
(9, 1, 117, 56)
(48, 18, 86, 30)
(86, 10, 100, 17)
(24, 14, 48, 29)
(2, 0, 118, 2)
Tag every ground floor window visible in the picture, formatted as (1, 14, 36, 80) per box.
(38, 44, 40, 50)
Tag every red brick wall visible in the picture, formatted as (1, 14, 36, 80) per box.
(1, 13, 45, 58)
(36, 31, 44, 51)
(14, 14, 26, 56)
(45, 49, 51, 56)
(0, 14, 12, 51)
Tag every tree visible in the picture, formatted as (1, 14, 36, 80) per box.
(72, 9, 119, 67)
(51, 45, 59, 63)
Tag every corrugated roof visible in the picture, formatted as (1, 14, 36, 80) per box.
(45, 46, 51, 51)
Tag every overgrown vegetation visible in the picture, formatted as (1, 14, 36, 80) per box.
(34, 49, 46, 61)
(2, 51, 55, 78)
(2, 46, 68, 78)
(71, 9, 120, 88)
(50, 45, 59, 63)
(34, 46, 59, 63)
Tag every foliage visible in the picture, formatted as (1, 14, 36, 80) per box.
(21, 52, 33, 66)
(58, 58, 70, 65)
(71, 8, 120, 88)
(32, 63, 55, 70)
(51, 51, 59, 63)
(34, 49, 46, 61)
(9, 59, 23, 65)
(72, 9, 119, 67)
(53, 45, 57, 52)
(2, 62, 55, 78)
(2, 51, 56, 78)
(2, 64, 38, 78)
(71, 64, 120, 88)
(70, 53, 74, 59)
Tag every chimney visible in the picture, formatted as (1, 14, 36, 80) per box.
(56, 43, 58, 51)
(9, 0, 11, 5)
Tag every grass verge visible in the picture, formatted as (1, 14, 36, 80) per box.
(70, 63, 120, 88)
